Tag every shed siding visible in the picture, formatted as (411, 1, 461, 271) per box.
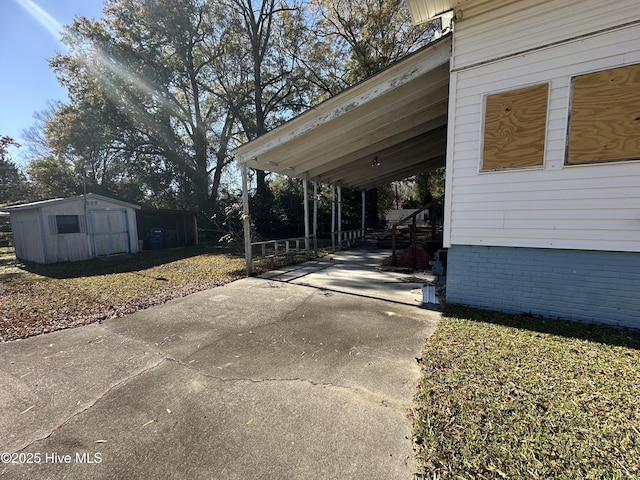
(446, 245, 640, 328)
(9, 210, 45, 264)
(444, 1, 640, 252)
(42, 202, 91, 263)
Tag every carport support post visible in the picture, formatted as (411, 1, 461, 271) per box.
(313, 182, 318, 254)
(241, 165, 252, 275)
(331, 185, 336, 249)
(303, 177, 310, 259)
(361, 191, 365, 244)
(337, 186, 342, 248)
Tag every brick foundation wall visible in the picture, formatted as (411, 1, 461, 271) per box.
(446, 245, 640, 329)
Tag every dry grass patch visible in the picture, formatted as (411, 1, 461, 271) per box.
(413, 305, 640, 479)
(0, 246, 246, 341)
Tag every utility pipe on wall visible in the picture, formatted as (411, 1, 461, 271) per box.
(337, 186, 342, 247)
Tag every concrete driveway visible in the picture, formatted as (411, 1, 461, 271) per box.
(0, 248, 439, 479)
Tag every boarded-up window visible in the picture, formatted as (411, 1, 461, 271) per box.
(567, 63, 640, 165)
(482, 84, 549, 171)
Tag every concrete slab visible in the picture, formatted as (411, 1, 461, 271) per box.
(0, 248, 439, 479)
(261, 248, 436, 306)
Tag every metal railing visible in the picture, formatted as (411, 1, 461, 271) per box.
(250, 235, 317, 266)
(248, 227, 366, 271)
(250, 228, 365, 266)
(333, 228, 365, 248)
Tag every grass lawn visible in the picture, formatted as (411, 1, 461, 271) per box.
(413, 305, 640, 479)
(0, 245, 248, 341)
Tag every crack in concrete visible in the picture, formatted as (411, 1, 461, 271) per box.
(165, 356, 411, 412)
(15, 350, 409, 455)
(13, 356, 167, 454)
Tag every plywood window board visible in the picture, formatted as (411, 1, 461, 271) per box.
(567, 63, 640, 165)
(482, 83, 549, 171)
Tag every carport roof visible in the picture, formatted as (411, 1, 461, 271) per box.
(233, 34, 451, 192)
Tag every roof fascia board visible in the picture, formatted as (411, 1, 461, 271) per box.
(266, 70, 450, 174)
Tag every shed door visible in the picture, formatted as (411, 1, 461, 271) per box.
(89, 209, 130, 256)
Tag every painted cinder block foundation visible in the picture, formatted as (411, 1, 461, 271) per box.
(446, 245, 640, 329)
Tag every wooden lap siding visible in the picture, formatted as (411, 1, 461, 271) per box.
(444, 0, 640, 253)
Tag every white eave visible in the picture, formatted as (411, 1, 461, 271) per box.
(406, 0, 523, 26)
(406, 0, 456, 24)
(234, 34, 452, 192)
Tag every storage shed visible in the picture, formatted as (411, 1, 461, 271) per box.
(2, 194, 140, 264)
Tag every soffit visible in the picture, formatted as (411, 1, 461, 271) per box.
(406, 0, 456, 24)
(406, 0, 522, 24)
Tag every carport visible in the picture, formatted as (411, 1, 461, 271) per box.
(234, 35, 451, 274)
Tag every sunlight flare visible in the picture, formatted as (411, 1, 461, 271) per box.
(14, 0, 63, 42)
(15, 0, 182, 127)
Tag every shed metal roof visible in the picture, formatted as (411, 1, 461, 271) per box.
(1, 193, 141, 212)
(234, 34, 452, 192)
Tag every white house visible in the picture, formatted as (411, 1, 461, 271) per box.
(3, 193, 140, 264)
(234, 0, 640, 328)
(419, 0, 640, 328)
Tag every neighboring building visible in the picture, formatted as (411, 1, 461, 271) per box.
(384, 209, 426, 227)
(234, 0, 640, 328)
(2, 194, 140, 264)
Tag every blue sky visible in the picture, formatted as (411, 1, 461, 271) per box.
(1, 0, 105, 164)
